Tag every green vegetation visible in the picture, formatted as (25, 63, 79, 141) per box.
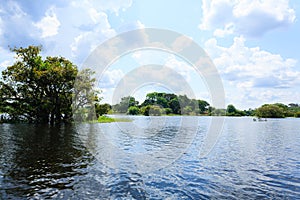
(95, 103, 111, 117)
(112, 92, 210, 116)
(256, 104, 285, 118)
(97, 115, 131, 123)
(108, 92, 300, 118)
(295, 111, 300, 118)
(255, 103, 300, 118)
(0, 46, 97, 124)
(127, 106, 140, 115)
(226, 104, 246, 116)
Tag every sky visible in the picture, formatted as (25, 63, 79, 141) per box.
(0, 0, 300, 109)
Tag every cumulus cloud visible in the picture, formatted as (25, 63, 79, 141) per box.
(131, 50, 194, 83)
(164, 55, 194, 82)
(200, 0, 296, 37)
(34, 7, 60, 38)
(0, 0, 134, 65)
(205, 36, 300, 108)
(205, 36, 299, 88)
(98, 69, 124, 88)
(68, 0, 136, 63)
(80, 0, 133, 16)
(0, 1, 41, 47)
(70, 8, 117, 62)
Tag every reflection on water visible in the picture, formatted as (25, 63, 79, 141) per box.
(0, 117, 300, 199)
(0, 124, 94, 199)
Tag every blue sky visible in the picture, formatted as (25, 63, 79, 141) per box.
(0, 0, 300, 109)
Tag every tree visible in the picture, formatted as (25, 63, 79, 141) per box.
(113, 96, 138, 113)
(127, 106, 139, 115)
(226, 104, 237, 114)
(0, 46, 96, 124)
(198, 100, 210, 114)
(295, 111, 300, 118)
(72, 68, 100, 122)
(95, 103, 111, 117)
(149, 105, 162, 116)
(256, 104, 285, 118)
(168, 98, 181, 114)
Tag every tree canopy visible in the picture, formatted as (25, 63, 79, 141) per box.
(112, 92, 210, 116)
(0, 46, 96, 124)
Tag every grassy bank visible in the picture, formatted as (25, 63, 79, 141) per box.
(97, 115, 132, 123)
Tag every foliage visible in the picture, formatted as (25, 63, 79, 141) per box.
(198, 100, 210, 114)
(256, 104, 285, 118)
(138, 92, 210, 115)
(0, 46, 97, 124)
(95, 103, 111, 117)
(149, 105, 163, 116)
(294, 111, 300, 118)
(210, 108, 226, 116)
(97, 115, 131, 123)
(127, 106, 140, 115)
(226, 104, 245, 116)
(164, 108, 173, 115)
(139, 105, 150, 116)
(72, 69, 99, 122)
(113, 96, 139, 113)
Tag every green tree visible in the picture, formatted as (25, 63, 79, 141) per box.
(72, 68, 99, 121)
(168, 98, 181, 114)
(294, 111, 300, 118)
(226, 104, 237, 114)
(95, 103, 111, 117)
(127, 106, 140, 115)
(198, 100, 210, 114)
(149, 105, 162, 116)
(0, 46, 96, 124)
(256, 104, 285, 118)
(113, 96, 138, 113)
(140, 105, 151, 116)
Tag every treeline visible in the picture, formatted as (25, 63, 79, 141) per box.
(96, 94, 300, 118)
(109, 92, 210, 116)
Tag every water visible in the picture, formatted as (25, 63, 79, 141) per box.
(0, 117, 299, 199)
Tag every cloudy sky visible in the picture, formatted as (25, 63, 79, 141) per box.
(1, 0, 300, 109)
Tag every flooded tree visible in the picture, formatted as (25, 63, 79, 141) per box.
(0, 46, 96, 124)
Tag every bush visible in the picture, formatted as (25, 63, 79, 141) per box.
(256, 104, 285, 118)
(294, 111, 300, 118)
(127, 106, 140, 115)
(149, 105, 162, 116)
(164, 108, 173, 115)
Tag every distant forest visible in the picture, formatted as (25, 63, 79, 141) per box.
(96, 92, 300, 118)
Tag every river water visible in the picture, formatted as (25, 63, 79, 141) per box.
(0, 116, 299, 199)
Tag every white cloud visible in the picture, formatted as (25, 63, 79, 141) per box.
(0, 47, 14, 72)
(69, 4, 117, 63)
(213, 23, 234, 37)
(34, 7, 60, 38)
(205, 36, 299, 88)
(200, 0, 296, 37)
(99, 69, 124, 88)
(71, 0, 132, 16)
(204, 36, 300, 108)
(131, 50, 194, 83)
(0, 1, 41, 47)
(164, 55, 193, 82)
(91, 0, 132, 15)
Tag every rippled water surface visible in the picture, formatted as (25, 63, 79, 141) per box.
(0, 116, 299, 199)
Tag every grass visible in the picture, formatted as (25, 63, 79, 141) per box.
(97, 115, 132, 123)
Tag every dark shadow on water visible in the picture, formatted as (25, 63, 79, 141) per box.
(0, 124, 94, 199)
